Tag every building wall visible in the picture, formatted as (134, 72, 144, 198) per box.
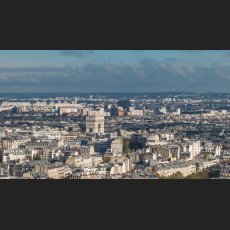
(111, 139, 123, 155)
(189, 140, 201, 159)
(47, 167, 65, 179)
(156, 164, 196, 177)
(86, 115, 105, 134)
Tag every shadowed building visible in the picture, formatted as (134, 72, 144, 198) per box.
(117, 100, 131, 110)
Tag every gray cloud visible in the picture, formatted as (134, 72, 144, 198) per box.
(60, 50, 143, 58)
(60, 50, 94, 57)
(1, 60, 230, 92)
(164, 58, 179, 62)
(0, 67, 66, 73)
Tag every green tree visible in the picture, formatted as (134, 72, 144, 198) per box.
(160, 171, 184, 179)
(103, 156, 111, 163)
(123, 139, 131, 153)
(186, 170, 209, 179)
(169, 171, 184, 179)
(33, 154, 41, 161)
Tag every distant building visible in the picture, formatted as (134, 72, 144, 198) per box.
(94, 138, 111, 154)
(2, 149, 27, 163)
(220, 165, 230, 179)
(59, 107, 78, 115)
(117, 100, 131, 110)
(189, 140, 201, 159)
(127, 109, 144, 116)
(130, 134, 147, 150)
(111, 138, 123, 155)
(86, 109, 105, 134)
(33, 162, 65, 179)
(155, 163, 196, 177)
(160, 107, 167, 114)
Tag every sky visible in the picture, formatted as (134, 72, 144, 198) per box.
(0, 50, 230, 93)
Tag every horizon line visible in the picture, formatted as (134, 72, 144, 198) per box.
(0, 91, 229, 94)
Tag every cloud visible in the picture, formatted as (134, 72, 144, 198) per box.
(181, 50, 230, 58)
(60, 50, 94, 57)
(225, 52, 230, 57)
(0, 67, 65, 73)
(1, 60, 230, 92)
(60, 50, 143, 58)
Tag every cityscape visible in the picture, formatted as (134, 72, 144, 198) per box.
(0, 50, 230, 179)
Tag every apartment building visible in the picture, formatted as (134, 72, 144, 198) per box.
(155, 163, 197, 177)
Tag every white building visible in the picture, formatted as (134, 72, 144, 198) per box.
(156, 163, 196, 177)
(110, 163, 126, 175)
(110, 156, 132, 175)
(201, 159, 219, 169)
(189, 140, 201, 160)
(66, 155, 103, 168)
(111, 138, 123, 155)
(2, 149, 27, 163)
(160, 107, 167, 114)
(215, 145, 221, 157)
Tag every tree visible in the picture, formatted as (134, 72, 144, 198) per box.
(130, 142, 143, 151)
(123, 139, 131, 153)
(186, 170, 209, 179)
(160, 171, 184, 179)
(33, 154, 41, 161)
(103, 156, 111, 163)
(170, 171, 184, 179)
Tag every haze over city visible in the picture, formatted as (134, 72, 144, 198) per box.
(1, 50, 230, 93)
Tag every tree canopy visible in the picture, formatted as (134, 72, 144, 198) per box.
(186, 170, 209, 179)
(159, 170, 209, 179)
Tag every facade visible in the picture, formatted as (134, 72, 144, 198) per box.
(199, 159, 219, 170)
(127, 109, 144, 116)
(124, 155, 132, 172)
(110, 163, 125, 175)
(94, 138, 111, 154)
(33, 162, 65, 179)
(189, 140, 201, 159)
(160, 107, 167, 114)
(86, 110, 105, 134)
(65, 156, 103, 168)
(2, 137, 29, 150)
(47, 166, 65, 179)
(111, 138, 123, 155)
(59, 107, 79, 115)
(156, 163, 197, 177)
(220, 166, 230, 179)
(2, 149, 27, 163)
(110, 156, 132, 176)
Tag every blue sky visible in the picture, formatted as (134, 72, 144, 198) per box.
(0, 50, 230, 92)
(0, 50, 229, 67)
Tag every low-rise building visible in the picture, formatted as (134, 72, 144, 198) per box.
(155, 163, 196, 177)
